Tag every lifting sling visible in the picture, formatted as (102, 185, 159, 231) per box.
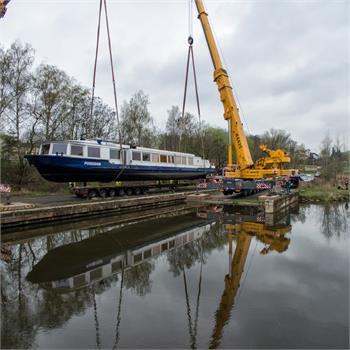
(180, 35, 206, 167)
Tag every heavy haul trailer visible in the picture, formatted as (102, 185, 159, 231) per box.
(194, 0, 297, 194)
(203, 177, 275, 195)
(71, 179, 197, 199)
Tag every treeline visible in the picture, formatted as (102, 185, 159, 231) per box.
(1, 42, 348, 190)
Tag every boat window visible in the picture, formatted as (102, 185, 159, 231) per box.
(73, 275, 85, 287)
(88, 147, 100, 158)
(134, 253, 142, 263)
(41, 144, 50, 155)
(161, 242, 168, 252)
(151, 153, 159, 162)
(143, 249, 152, 259)
(112, 261, 122, 272)
(52, 143, 67, 155)
(175, 156, 182, 164)
(90, 268, 102, 281)
(71, 145, 84, 156)
(181, 156, 187, 165)
(132, 151, 141, 161)
(169, 240, 175, 249)
(160, 154, 167, 163)
(168, 155, 174, 163)
(142, 152, 151, 161)
(188, 157, 194, 165)
(110, 148, 120, 160)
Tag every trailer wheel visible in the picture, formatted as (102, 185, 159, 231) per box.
(223, 190, 233, 196)
(88, 189, 98, 199)
(242, 189, 252, 197)
(109, 189, 117, 197)
(133, 187, 141, 196)
(117, 188, 125, 197)
(126, 188, 133, 196)
(99, 189, 108, 198)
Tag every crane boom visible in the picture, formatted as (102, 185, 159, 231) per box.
(195, 0, 296, 180)
(195, 0, 253, 170)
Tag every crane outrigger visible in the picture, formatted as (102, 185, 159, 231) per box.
(194, 0, 296, 193)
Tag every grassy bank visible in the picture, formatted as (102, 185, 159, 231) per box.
(299, 181, 349, 203)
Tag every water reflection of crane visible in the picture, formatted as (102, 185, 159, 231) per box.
(195, 206, 291, 349)
(209, 209, 291, 349)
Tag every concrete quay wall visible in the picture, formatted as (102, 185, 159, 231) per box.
(1, 191, 211, 230)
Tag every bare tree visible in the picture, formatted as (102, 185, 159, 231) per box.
(165, 105, 181, 151)
(120, 90, 154, 146)
(32, 64, 71, 140)
(0, 42, 35, 187)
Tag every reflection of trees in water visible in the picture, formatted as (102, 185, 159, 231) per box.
(1, 228, 117, 349)
(291, 205, 307, 224)
(167, 222, 226, 277)
(320, 203, 349, 239)
(168, 240, 203, 277)
(1, 220, 227, 348)
(1, 244, 39, 349)
(124, 261, 155, 297)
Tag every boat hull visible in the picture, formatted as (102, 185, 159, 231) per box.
(25, 155, 214, 182)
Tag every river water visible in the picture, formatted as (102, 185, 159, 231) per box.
(1, 203, 349, 349)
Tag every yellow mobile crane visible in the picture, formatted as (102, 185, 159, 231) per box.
(194, 1, 296, 193)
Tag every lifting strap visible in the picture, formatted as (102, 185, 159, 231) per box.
(90, 0, 126, 182)
(90, 0, 122, 150)
(181, 36, 206, 167)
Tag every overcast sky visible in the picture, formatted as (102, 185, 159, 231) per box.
(1, 0, 349, 151)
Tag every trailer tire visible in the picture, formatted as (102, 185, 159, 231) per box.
(242, 189, 252, 197)
(133, 187, 141, 196)
(99, 189, 108, 198)
(88, 189, 98, 199)
(126, 188, 133, 196)
(117, 188, 125, 197)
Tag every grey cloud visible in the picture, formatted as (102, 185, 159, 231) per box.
(1, 0, 348, 149)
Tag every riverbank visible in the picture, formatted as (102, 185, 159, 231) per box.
(299, 182, 349, 203)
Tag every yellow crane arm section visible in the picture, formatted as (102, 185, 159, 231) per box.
(195, 0, 253, 171)
(195, 0, 296, 179)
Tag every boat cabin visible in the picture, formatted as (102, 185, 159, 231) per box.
(38, 140, 211, 168)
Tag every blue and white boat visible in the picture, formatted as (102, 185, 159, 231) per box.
(25, 139, 215, 183)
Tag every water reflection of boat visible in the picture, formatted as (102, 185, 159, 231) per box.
(27, 214, 215, 292)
